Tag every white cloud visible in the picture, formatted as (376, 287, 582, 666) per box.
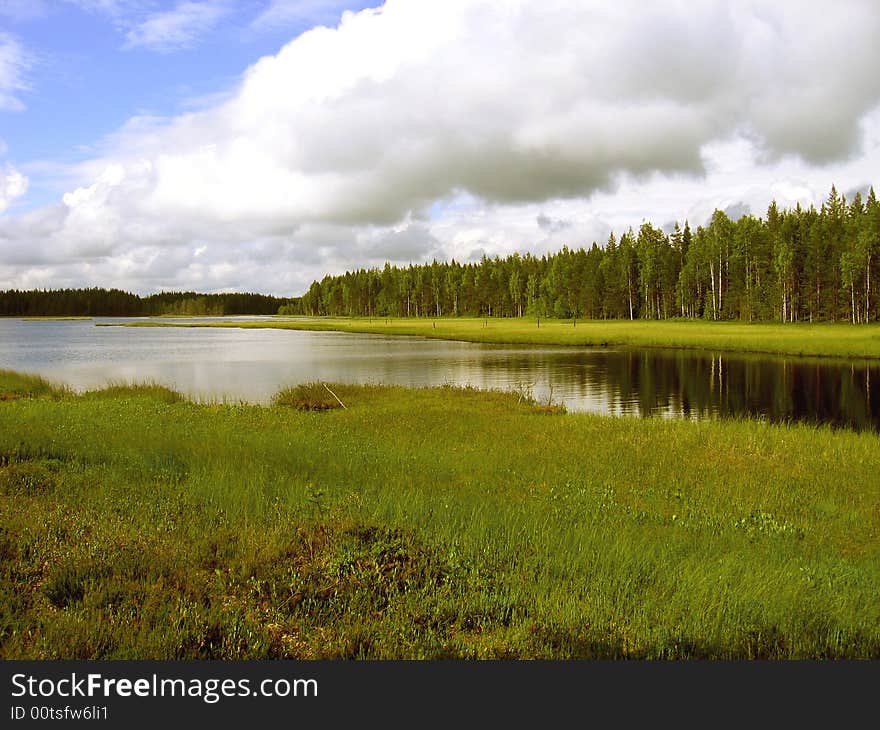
(0, 32, 30, 111)
(123, 1, 231, 52)
(0, 165, 28, 214)
(2, 0, 880, 294)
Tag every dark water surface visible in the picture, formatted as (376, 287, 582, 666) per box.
(1, 318, 878, 430)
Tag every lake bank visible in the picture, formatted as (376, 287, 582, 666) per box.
(9, 318, 879, 428)
(2, 371, 878, 659)
(105, 317, 880, 360)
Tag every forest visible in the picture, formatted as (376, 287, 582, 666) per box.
(290, 186, 880, 324)
(4, 185, 878, 323)
(0, 288, 291, 317)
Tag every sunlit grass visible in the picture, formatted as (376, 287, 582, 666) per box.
(80, 380, 185, 404)
(107, 317, 880, 359)
(1, 370, 878, 658)
(0, 369, 70, 401)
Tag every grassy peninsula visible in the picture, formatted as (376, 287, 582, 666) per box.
(105, 316, 880, 360)
(2, 370, 878, 659)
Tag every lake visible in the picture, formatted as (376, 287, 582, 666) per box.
(1, 317, 878, 430)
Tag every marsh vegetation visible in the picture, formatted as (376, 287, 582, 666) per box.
(118, 316, 880, 360)
(2, 370, 878, 659)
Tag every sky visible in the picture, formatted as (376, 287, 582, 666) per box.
(1, 0, 879, 297)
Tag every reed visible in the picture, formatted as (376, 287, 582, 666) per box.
(1, 370, 878, 658)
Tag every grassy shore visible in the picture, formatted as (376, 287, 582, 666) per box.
(1, 369, 878, 659)
(104, 317, 880, 359)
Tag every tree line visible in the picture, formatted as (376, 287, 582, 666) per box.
(288, 185, 880, 323)
(0, 288, 291, 317)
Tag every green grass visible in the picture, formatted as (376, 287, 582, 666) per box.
(0, 369, 70, 401)
(104, 317, 880, 360)
(273, 382, 348, 410)
(1, 370, 878, 659)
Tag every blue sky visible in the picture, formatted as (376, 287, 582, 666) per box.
(1, 1, 879, 295)
(1, 1, 373, 209)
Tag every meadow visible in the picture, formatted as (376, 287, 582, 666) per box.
(110, 317, 880, 360)
(1, 369, 878, 659)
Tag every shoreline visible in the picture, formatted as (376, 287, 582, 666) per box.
(96, 316, 880, 360)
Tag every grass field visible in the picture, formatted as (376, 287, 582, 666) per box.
(1, 369, 878, 659)
(105, 317, 880, 359)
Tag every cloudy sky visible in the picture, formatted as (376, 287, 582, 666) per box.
(1, 0, 879, 296)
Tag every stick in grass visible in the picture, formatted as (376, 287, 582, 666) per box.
(322, 383, 347, 409)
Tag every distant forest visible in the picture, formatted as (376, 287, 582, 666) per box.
(0, 289, 290, 317)
(287, 185, 880, 324)
(5, 185, 878, 323)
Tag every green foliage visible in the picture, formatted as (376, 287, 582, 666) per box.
(290, 185, 880, 324)
(3, 185, 879, 326)
(0, 369, 70, 400)
(0, 288, 292, 317)
(81, 382, 185, 404)
(1, 378, 879, 658)
(124, 317, 880, 360)
(0, 460, 59, 495)
(273, 383, 345, 411)
(734, 510, 805, 541)
(44, 562, 109, 609)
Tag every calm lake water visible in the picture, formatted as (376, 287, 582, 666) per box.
(1, 317, 878, 430)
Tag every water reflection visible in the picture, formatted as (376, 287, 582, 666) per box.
(497, 349, 879, 431)
(0, 318, 878, 430)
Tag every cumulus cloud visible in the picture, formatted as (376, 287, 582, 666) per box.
(0, 166, 28, 214)
(356, 221, 440, 262)
(723, 202, 751, 222)
(537, 214, 572, 234)
(85, 2, 880, 214)
(0, 32, 30, 111)
(3, 0, 880, 294)
(845, 183, 872, 201)
(123, 2, 231, 52)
